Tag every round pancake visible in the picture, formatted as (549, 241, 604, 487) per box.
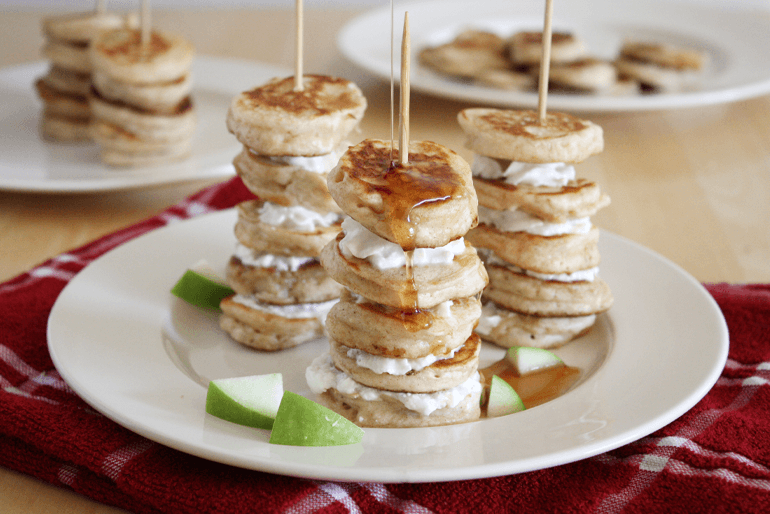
(43, 11, 134, 44)
(320, 235, 488, 310)
(325, 289, 480, 359)
(232, 146, 342, 214)
(484, 264, 613, 317)
(548, 58, 618, 92)
(90, 121, 191, 152)
(40, 113, 91, 142)
(219, 296, 326, 351)
(508, 31, 586, 65)
(226, 75, 366, 157)
(418, 29, 509, 78)
(35, 79, 90, 119)
(614, 58, 690, 92)
(327, 139, 478, 249)
(473, 176, 610, 223)
(92, 70, 192, 113)
(89, 92, 196, 142)
(225, 255, 342, 305)
(41, 41, 91, 74)
(476, 301, 596, 348)
(90, 28, 194, 84)
(458, 108, 603, 163)
(329, 334, 480, 393)
(619, 41, 706, 71)
(467, 223, 600, 274)
(234, 199, 341, 258)
(98, 141, 192, 167)
(41, 66, 92, 97)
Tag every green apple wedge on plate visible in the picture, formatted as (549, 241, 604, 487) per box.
(487, 375, 526, 417)
(506, 346, 564, 376)
(270, 391, 364, 447)
(205, 373, 284, 430)
(171, 260, 234, 311)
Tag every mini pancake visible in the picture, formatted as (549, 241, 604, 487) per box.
(325, 289, 481, 359)
(226, 75, 366, 157)
(484, 264, 613, 317)
(418, 29, 509, 78)
(476, 301, 596, 348)
(458, 108, 603, 164)
(548, 58, 618, 93)
(234, 200, 341, 258)
(614, 58, 691, 92)
(320, 235, 488, 310)
(473, 176, 610, 223)
(219, 296, 328, 351)
(619, 41, 707, 71)
(92, 70, 192, 113)
(327, 138, 478, 249)
(232, 145, 342, 214)
(98, 141, 192, 167)
(35, 79, 90, 119)
(508, 31, 586, 65)
(89, 91, 196, 142)
(41, 40, 91, 74)
(40, 66, 91, 97)
(474, 68, 535, 90)
(329, 334, 481, 393)
(90, 121, 191, 152)
(40, 113, 91, 142)
(466, 223, 601, 274)
(42, 11, 134, 45)
(225, 254, 343, 305)
(90, 28, 195, 85)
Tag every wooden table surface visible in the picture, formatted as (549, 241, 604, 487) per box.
(2, 6, 769, 513)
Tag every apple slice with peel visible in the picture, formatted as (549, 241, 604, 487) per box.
(269, 391, 364, 446)
(506, 346, 564, 376)
(487, 375, 525, 417)
(205, 373, 283, 430)
(171, 259, 234, 311)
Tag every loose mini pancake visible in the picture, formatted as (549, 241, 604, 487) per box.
(320, 235, 488, 310)
(418, 29, 509, 78)
(476, 301, 596, 348)
(226, 75, 366, 157)
(458, 108, 603, 163)
(226, 255, 343, 305)
(219, 296, 329, 351)
(329, 334, 480, 393)
(614, 58, 691, 92)
(327, 139, 478, 249)
(548, 58, 618, 92)
(484, 264, 613, 317)
(89, 92, 196, 142)
(473, 176, 610, 223)
(619, 41, 707, 71)
(508, 31, 586, 65)
(467, 223, 601, 274)
(232, 145, 342, 214)
(92, 70, 192, 113)
(234, 200, 340, 258)
(325, 289, 481, 359)
(90, 28, 195, 85)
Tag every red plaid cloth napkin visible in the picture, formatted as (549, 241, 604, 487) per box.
(1, 176, 768, 513)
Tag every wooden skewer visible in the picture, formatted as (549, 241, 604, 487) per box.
(294, 0, 304, 91)
(398, 12, 410, 166)
(140, 0, 151, 48)
(389, 0, 395, 163)
(537, 0, 554, 124)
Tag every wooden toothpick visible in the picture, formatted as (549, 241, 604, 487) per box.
(140, 0, 151, 48)
(398, 12, 410, 166)
(294, 0, 304, 91)
(537, 0, 554, 124)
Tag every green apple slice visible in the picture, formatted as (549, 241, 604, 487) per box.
(269, 391, 364, 446)
(205, 373, 283, 430)
(487, 375, 525, 417)
(506, 346, 564, 376)
(171, 260, 234, 311)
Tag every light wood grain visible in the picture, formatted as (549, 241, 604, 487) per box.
(2, 5, 770, 513)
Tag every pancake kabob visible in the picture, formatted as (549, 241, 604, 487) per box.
(459, 1, 613, 349)
(35, 2, 134, 142)
(88, 0, 197, 166)
(220, 2, 367, 351)
(306, 14, 488, 428)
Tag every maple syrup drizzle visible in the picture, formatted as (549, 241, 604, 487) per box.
(479, 358, 581, 412)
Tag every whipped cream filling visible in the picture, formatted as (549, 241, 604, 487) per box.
(232, 295, 337, 323)
(234, 243, 316, 272)
(480, 249, 599, 282)
(251, 143, 349, 174)
(345, 342, 461, 375)
(306, 353, 482, 416)
(258, 201, 340, 232)
(471, 154, 575, 187)
(478, 205, 591, 236)
(339, 217, 466, 270)
(475, 302, 503, 336)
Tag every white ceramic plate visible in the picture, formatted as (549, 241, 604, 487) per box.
(0, 56, 288, 193)
(338, 0, 770, 111)
(47, 209, 728, 482)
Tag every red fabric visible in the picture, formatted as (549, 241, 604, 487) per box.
(1, 176, 768, 513)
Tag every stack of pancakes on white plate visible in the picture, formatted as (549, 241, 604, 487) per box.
(459, 108, 613, 349)
(36, 11, 134, 142)
(220, 75, 367, 351)
(88, 26, 196, 166)
(306, 139, 489, 428)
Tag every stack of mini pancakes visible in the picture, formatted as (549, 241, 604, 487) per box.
(220, 75, 367, 351)
(88, 27, 196, 166)
(307, 138, 489, 428)
(459, 108, 613, 349)
(36, 11, 131, 142)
